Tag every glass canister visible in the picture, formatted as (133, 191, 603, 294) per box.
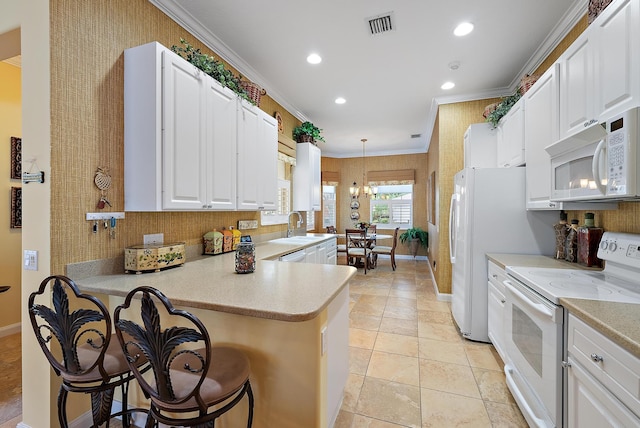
(235, 242, 256, 274)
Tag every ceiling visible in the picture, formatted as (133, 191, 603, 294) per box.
(151, 0, 584, 158)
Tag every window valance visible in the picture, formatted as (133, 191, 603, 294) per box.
(367, 169, 415, 186)
(321, 171, 340, 186)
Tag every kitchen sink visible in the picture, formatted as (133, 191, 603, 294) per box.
(269, 236, 325, 245)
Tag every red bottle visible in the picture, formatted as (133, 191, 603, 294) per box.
(577, 213, 604, 267)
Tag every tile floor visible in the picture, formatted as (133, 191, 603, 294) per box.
(0, 258, 527, 428)
(334, 258, 527, 427)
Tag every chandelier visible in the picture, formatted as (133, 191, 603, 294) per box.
(350, 138, 377, 198)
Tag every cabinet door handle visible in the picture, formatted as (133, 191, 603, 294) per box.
(590, 353, 604, 363)
(562, 360, 572, 368)
(492, 274, 498, 279)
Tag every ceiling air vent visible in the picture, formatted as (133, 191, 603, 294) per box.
(366, 12, 395, 36)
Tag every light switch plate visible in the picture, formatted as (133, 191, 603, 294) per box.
(24, 250, 38, 271)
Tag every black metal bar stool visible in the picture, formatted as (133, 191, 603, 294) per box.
(114, 286, 254, 427)
(28, 275, 147, 427)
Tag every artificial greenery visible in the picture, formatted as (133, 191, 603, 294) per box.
(292, 121, 325, 143)
(171, 38, 254, 104)
(485, 91, 522, 128)
(399, 227, 429, 249)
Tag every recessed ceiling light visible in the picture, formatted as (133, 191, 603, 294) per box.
(441, 82, 455, 90)
(454, 22, 474, 37)
(306, 53, 322, 64)
(335, 97, 346, 104)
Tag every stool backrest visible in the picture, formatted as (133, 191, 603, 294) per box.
(114, 286, 211, 409)
(28, 275, 112, 382)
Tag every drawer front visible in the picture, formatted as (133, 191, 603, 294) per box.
(568, 314, 640, 417)
(488, 261, 507, 290)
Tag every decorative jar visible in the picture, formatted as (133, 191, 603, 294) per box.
(235, 242, 256, 274)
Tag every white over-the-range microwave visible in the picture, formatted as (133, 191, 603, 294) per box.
(545, 107, 640, 202)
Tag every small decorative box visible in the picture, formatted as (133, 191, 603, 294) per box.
(125, 243, 185, 274)
(203, 230, 223, 255)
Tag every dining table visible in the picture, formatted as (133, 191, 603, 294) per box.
(350, 233, 392, 249)
(348, 232, 393, 269)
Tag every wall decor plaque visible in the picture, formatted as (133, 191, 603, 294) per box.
(10, 187, 21, 228)
(10, 137, 21, 180)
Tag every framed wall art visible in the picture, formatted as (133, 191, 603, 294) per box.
(11, 187, 22, 228)
(10, 136, 21, 180)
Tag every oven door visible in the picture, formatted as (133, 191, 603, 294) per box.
(503, 277, 564, 428)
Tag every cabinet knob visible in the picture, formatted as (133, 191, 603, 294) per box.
(562, 360, 572, 368)
(590, 353, 604, 363)
(501, 299, 506, 304)
(492, 274, 498, 279)
(549, 202, 556, 208)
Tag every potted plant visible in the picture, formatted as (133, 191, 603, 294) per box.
(484, 91, 522, 129)
(171, 38, 255, 105)
(399, 227, 428, 258)
(292, 121, 325, 144)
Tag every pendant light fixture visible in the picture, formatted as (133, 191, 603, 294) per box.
(349, 139, 376, 198)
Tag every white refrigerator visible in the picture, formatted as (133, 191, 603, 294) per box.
(449, 167, 556, 342)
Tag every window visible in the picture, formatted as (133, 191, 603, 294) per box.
(322, 185, 336, 228)
(370, 184, 413, 229)
(260, 179, 290, 225)
(306, 211, 315, 231)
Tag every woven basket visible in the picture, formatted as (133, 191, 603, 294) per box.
(240, 81, 266, 106)
(589, 0, 613, 23)
(519, 74, 539, 96)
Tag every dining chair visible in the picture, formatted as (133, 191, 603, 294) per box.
(371, 227, 400, 270)
(28, 275, 145, 427)
(114, 286, 254, 428)
(345, 228, 372, 274)
(327, 225, 348, 258)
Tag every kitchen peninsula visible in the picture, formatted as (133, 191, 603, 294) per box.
(76, 235, 355, 428)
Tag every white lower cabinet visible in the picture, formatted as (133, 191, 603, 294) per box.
(305, 244, 318, 264)
(487, 261, 507, 364)
(566, 314, 640, 427)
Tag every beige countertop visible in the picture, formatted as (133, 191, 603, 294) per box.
(76, 234, 356, 322)
(487, 253, 639, 358)
(560, 298, 640, 359)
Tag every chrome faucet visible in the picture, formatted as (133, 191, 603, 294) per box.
(287, 211, 302, 237)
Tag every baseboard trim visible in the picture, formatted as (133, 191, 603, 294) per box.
(0, 322, 21, 337)
(426, 257, 451, 302)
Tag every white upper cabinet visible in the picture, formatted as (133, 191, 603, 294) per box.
(594, 0, 640, 121)
(560, 0, 640, 139)
(559, 30, 596, 139)
(237, 100, 278, 211)
(497, 97, 525, 168)
(161, 49, 210, 210)
(124, 41, 276, 212)
(293, 142, 321, 211)
(524, 64, 561, 210)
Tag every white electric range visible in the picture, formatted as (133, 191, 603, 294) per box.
(502, 232, 640, 428)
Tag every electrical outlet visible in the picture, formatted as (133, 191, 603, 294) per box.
(143, 233, 164, 245)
